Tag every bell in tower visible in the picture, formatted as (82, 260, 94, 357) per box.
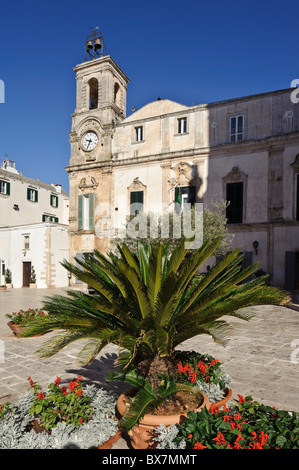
(85, 27, 104, 61)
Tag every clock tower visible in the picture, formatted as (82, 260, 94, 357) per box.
(66, 30, 130, 268)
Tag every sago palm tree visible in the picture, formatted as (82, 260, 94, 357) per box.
(21, 237, 289, 429)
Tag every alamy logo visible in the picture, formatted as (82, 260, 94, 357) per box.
(290, 79, 299, 104)
(0, 80, 4, 103)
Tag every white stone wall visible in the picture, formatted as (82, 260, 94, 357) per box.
(0, 224, 69, 288)
(0, 165, 69, 228)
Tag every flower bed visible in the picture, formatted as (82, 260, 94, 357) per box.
(6, 308, 46, 325)
(174, 350, 232, 403)
(0, 376, 119, 449)
(154, 395, 299, 449)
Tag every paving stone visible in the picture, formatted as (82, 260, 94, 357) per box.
(0, 287, 298, 449)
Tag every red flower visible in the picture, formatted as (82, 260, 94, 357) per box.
(68, 381, 77, 392)
(76, 389, 83, 397)
(234, 442, 243, 449)
(193, 441, 207, 449)
(212, 432, 226, 446)
(196, 361, 207, 375)
(61, 386, 67, 395)
(187, 434, 193, 439)
(38, 392, 44, 401)
(237, 394, 245, 403)
(258, 431, 269, 447)
(78, 418, 83, 424)
(190, 371, 197, 383)
(27, 377, 34, 388)
(54, 376, 61, 386)
(210, 403, 219, 415)
(208, 359, 219, 368)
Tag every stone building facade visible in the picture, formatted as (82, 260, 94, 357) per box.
(0, 160, 69, 287)
(66, 44, 299, 290)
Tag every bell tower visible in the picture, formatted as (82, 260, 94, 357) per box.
(69, 29, 130, 165)
(66, 30, 130, 268)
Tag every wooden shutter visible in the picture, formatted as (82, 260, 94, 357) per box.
(42, 214, 46, 222)
(35, 190, 38, 202)
(54, 217, 59, 223)
(285, 252, 296, 290)
(78, 195, 84, 230)
(6, 182, 10, 195)
(27, 188, 30, 200)
(88, 194, 95, 229)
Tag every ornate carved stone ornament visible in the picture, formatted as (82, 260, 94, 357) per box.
(223, 166, 248, 184)
(79, 176, 99, 191)
(127, 177, 146, 191)
(168, 161, 194, 188)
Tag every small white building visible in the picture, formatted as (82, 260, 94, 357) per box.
(0, 159, 69, 288)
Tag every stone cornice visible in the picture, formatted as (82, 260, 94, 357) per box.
(65, 131, 299, 172)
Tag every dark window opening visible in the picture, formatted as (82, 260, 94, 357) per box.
(296, 175, 299, 221)
(226, 182, 243, 224)
(130, 191, 144, 215)
(88, 78, 98, 110)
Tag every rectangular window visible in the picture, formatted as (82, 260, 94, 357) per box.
(135, 126, 143, 142)
(130, 191, 144, 215)
(0, 180, 10, 195)
(230, 115, 244, 142)
(178, 117, 187, 134)
(50, 194, 58, 207)
(27, 188, 38, 202)
(296, 175, 299, 221)
(226, 182, 243, 223)
(42, 214, 59, 223)
(23, 235, 30, 250)
(174, 186, 196, 212)
(78, 194, 94, 230)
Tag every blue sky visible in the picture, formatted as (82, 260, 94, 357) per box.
(0, 0, 298, 192)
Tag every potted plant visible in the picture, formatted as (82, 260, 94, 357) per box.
(0, 284, 7, 291)
(153, 394, 299, 449)
(173, 350, 233, 408)
(5, 268, 12, 288)
(6, 308, 46, 336)
(30, 266, 37, 288)
(0, 376, 121, 449)
(20, 238, 289, 449)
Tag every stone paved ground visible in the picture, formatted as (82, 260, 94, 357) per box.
(0, 287, 298, 449)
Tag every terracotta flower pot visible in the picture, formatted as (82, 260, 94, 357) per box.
(7, 322, 42, 337)
(212, 388, 233, 409)
(97, 427, 123, 449)
(116, 387, 210, 450)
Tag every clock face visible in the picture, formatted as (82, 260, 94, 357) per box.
(82, 131, 99, 151)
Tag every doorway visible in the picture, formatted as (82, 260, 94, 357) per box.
(23, 262, 31, 287)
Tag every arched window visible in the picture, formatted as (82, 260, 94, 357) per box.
(88, 78, 98, 110)
(114, 83, 121, 107)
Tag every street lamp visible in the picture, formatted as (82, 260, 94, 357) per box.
(253, 240, 259, 255)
